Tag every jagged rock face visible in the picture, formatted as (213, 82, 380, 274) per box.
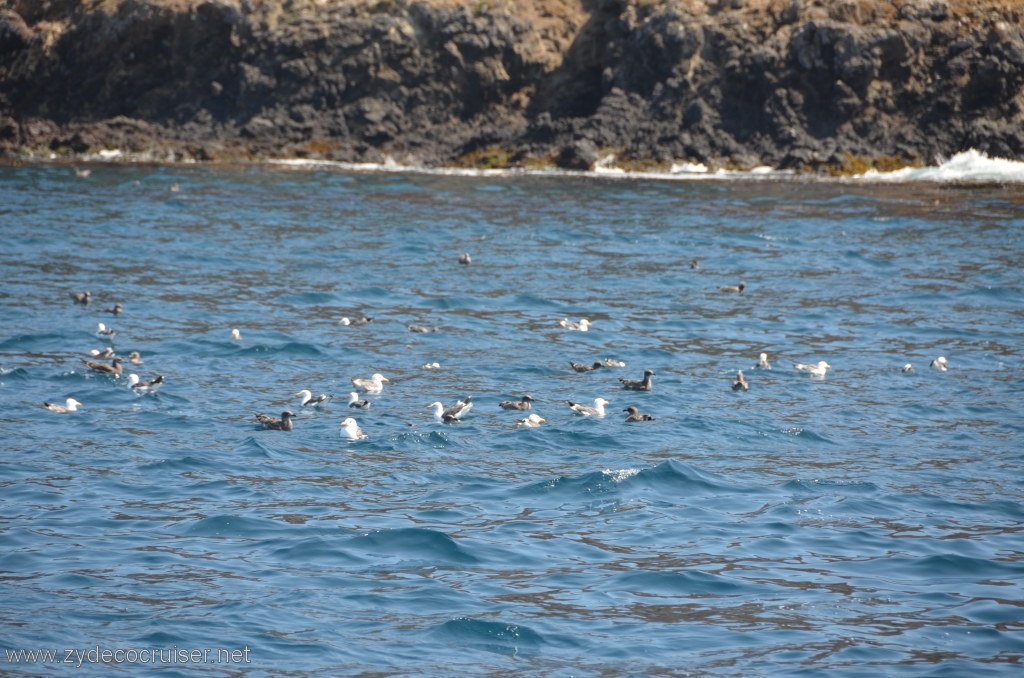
(1, 0, 1022, 171)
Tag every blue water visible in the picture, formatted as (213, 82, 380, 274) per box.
(1, 165, 1022, 676)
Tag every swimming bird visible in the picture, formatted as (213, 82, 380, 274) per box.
(69, 291, 91, 304)
(255, 411, 294, 431)
(623, 406, 654, 422)
(560, 318, 592, 331)
(338, 316, 373, 326)
(720, 281, 746, 293)
(231, 328, 242, 341)
(902, 363, 915, 374)
(569, 361, 603, 373)
(794, 360, 831, 378)
(340, 417, 367, 440)
(517, 413, 546, 427)
(408, 324, 437, 333)
(352, 373, 389, 393)
(102, 303, 123, 315)
(620, 369, 655, 391)
(754, 352, 771, 370)
(429, 396, 473, 423)
(603, 358, 627, 368)
(458, 253, 472, 264)
(499, 395, 536, 411)
(128, 351, 143, 365)
(347, 392, 371, 408)
(74, 167, 91, 178)
(44, 398, 82, 413)
(128, 374, 164, 392)
(567, 398, 610, 416)
(422, 362, 441, 369)
(296, 389, 333, 407)
(732, 370, 749, 391)
(96, 322, 116, 338)
(690, 258, 701, 270)
(81, 356, 124, 377)
(89, 347, 116, 359)
(930, 356, 949, 371)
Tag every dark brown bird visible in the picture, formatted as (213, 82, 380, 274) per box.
(620, 369, 655, 391)
(69, 291, 91, 304)
(102, 303, 123, 315)
(732, 370, 749, 391)
(623, 406, 654, 422)
(255, 411, 295, 431)
(569, 361, 604, 373)
(81, 356, 124, 377)
(720, 281, 746, 293)
(499, 395, 536, 411)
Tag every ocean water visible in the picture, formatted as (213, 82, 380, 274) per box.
(1, 162, 1023, 677)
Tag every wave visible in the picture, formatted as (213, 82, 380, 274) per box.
(850, 150, 1024, 183)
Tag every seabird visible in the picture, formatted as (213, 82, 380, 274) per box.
(340, 417, 367, 440)
(720, 281, 745, 293)
(620, 369, 655, 391)
(408, 324, 437, 333)
(560, 318, 592, 331)
(102, 304, 123, 315)
(567, 397, 610, 417)
(96, 322, 116, 338)
(422, 362, 441, 369)
(732, 370, 749, 391)
(295, 389, 333, 407)
(499, 395, 536, 411)
(603, 358, 627, 368)
(754, 352, 771, 370)
(128, 351, 143, 365)
(89, 347, 116, 359)
(81, 356, 124, 377)
(623, 406, 654, 422)
(338, 316, 373, 326)
(902, 363, 915, 374)
(70, 291, 91, 304)
(44, 398, 82, 413)
(74, 168, 91, 178)
(231, 328, 242, 340)
(255, 411, 294, 431)
(458, 253, 472, 264)
(128, 374, 164, 392)
(429, 396, 473, 423)
(517, 413, 546, 427)
(794, 360, 831, 378)
(930, 356, 949, 371)
(347, 392, 371, 408)
(352, 373, 389, 393)
(569, 361, 603, 373)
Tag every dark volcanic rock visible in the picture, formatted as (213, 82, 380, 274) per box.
(1, 0, 1022, 172)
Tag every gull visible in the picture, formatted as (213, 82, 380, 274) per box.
(620, 369, 655, 391)
(567, 397, 610, 416)
(231, 328, 242, 340)
(754, 352, 771, 370)
(296, 389, 333, 407)
(102, 304, 123, 315)
(930, 356, 949, 371)
(347, 392, 371, 408)
(338, 316, 373, 326)
(429, 396, 473, 423)
(69, 291, 91, 304)
(340, 417, 367, 440)
(422, 362, 441, 369)
(794, 360, 831, 378)
(603, 358, 627, 368)
(517, 413, 546, 427)
(45, 398, 83, 413)
(732, 370, 749, 391)
(81, 356, 124, 377)
(902, 363, 915, 374)
(89, 347, 116, 359)
(128, 351, 143, 365)
(352, 373, 389, 393)
(569, 361, 603, 373)
(560, 318, 592, 331)
(458, 253, 472, 264)
(255, 411, 294, 431)
(408, 324, 437, 333)
(499, 395, 536, 411)
(720, 281, 746, 293)
(96, 322, 116, 338)
(128, 374, 164, 392)
(623, 406, 654, 422)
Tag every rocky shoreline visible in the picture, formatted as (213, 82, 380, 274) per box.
(1, 0, 1022, 173)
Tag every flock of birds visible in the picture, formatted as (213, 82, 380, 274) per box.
(46, 287, 953, 439)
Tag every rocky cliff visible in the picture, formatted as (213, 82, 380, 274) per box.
(1, 0, 1022, 172)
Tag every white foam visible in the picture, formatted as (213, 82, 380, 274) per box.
(603, 468, 641, 483)
(852, 150, 1024, 183)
